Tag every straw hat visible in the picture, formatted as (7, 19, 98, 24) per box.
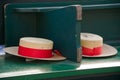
(81, 33, 118, 57)
(4, 37, 66, 60)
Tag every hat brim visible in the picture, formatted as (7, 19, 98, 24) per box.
(4, 46, 66, 60)
(82, 44, 118, 57)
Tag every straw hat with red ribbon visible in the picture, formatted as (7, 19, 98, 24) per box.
(4, 37, 66, 60)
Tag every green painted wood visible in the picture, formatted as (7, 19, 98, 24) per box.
(82, 3, 120, 10)
(1, 2, 120, 80)
(4, 2, 120, 61)
(36, 7, 79, 61)
(0, 46, 120, 80)
(12, 3, 120, 12)
(4, 4, 81, 62)
(0, 0, 120, 45)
